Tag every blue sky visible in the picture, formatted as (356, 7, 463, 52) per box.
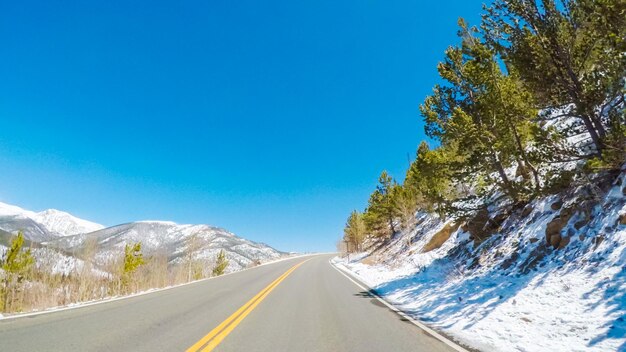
(0, 1, 483, 252)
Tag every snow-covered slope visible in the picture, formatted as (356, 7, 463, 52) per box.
(46, 221, 284, 273)
(0, 201, 285, 273)
(31, 209, 103, 237)
(336, 169, 626, 352)
(0, 202, 103, 240)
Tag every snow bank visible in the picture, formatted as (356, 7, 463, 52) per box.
(336, 174, 626, 352)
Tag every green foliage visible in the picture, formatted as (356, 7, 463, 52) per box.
(586, 120, 626, 171)
(345, 0, 625, 249)
(483, 0, 626, 156)
(121, 242, 145, 291)
(343, 210, 366, 252)
(421, 20, 544, 204)
(1, 231, 35, 312)
(405, 142, 458, 213)
(212, 250, 229, 276)
(363, 171, 398, 238)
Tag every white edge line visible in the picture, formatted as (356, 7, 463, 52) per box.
(329, 259, 470, 352)
(0, 253, 324, 321)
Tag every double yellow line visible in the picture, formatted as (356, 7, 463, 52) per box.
(186, 259, 311, 352)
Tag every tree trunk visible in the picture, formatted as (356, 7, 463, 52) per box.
(488, 144, 518, 201)
(509, 120, 541, 191)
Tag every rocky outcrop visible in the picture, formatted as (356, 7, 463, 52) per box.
(463, 209, 508, 245)
(545, 207, 575, 249)
(422, 222, 460, 253)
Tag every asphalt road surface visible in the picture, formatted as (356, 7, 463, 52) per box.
(0, 254, 461, 352)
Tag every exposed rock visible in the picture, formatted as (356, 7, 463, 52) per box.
(493, 212, 509, 228)
(549, 233, 562, 248)
(529, 238, 539, 243)
(463, 209, 489, 241)
(558, 236, 571, 249)
(574, 218, 589, 230)
(464, 209, 509, 246)
(422, 222, 460, 253)
(619, 213, 626, 226)
(593, 235, 605, 250)
(579, 234, 586, 241)
(521, 204, 534, 219)
(551, 199, 563, 210)
(545, 207, 574, 249)
(520, 244, 549, 274)
(500, 251, 520, 270)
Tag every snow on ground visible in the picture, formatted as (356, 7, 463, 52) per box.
(335, 176, 626, 352)
(32, 209, 104, 236)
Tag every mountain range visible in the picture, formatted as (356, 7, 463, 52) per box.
(0, 201, 285, 273)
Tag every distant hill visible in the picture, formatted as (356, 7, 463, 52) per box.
(0, 201, 285, 273)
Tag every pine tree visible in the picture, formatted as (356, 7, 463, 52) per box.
(343, 210, 366, 252)
(212, 250, 229, 276)
(0, 231, 35, 312)
(483, 0, 626, 158)
(405, 142, 459, 215)
(391, 185, 420, 230)
(363, 171, 398, 238)
(421, 19, 544, 204)
(121, 242, 145, 293)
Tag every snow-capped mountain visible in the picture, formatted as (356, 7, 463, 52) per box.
(47, 220, 283, 272)
(0, 200, 286, 273)
(32, 209, 104, 236)
(0, 201, 103, 241)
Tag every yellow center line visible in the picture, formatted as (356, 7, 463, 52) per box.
(186, 259, 311, 352)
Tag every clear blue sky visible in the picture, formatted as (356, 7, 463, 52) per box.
(0, 0, 483, 252)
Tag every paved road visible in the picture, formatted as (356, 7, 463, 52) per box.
(0, 254, 458, 352)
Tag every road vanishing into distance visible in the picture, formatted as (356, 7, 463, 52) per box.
(0, 254, 463, 352)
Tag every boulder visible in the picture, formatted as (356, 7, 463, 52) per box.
(558, 236, 571, 249)
(551, 199, 563, 210)
(422, 222, 460, 253)
(574, 218, 589, 230)
(593, 235, 605, 250)
(521, 204, 534, 218)
(545, 207, 574, 249)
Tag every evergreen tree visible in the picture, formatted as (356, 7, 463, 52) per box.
(483, 0, 626, 158)
(121, 242, 145, 292)
(0, 231, 34, 312)
(212, 250, 229, 276)
(363, 171, 398, 238)
(344, 210, 366, 252)
(421, 20, 543, 204)
(405, 142, 458, 214)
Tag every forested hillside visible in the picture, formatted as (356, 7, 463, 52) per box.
(343, 0, 625, 256)
(339, 1, 626, 351)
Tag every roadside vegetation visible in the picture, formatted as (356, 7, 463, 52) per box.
(0, 235, 232, 315)
(343, 0, 625, 253)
